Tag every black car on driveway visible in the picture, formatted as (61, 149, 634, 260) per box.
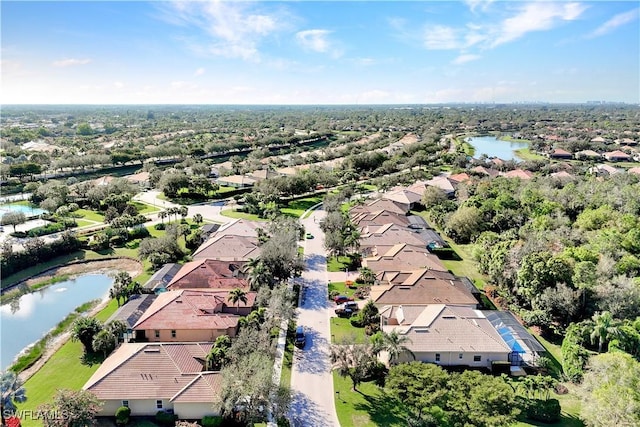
(294, 325, 306, 348)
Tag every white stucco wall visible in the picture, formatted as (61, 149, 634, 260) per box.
(174, 402, 219, 420)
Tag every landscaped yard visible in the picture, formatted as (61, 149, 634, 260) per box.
(330, 317, 367, 344)
(75, 208, 105, 222)
(132, 201, 160, 214)
(220, 209, 267, 221)
(280, 196, 322, 218)
(333, 372, 407, 427)
(16, 300, 119, 427)
(327, 256, 352, 273)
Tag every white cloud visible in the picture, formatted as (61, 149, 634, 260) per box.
(588, 8, 639, 38)
(296, 29, 331, 53)
(52, 58, 91, 67)
(492, 2, 587, 47)
(452, 54, 481, 65)
(465, 0, 495, 14)
(114, 81, 125, 89)
(194, 67, 205, 76)
(160, 1, 290, 62)
(424, 25, 463, 50)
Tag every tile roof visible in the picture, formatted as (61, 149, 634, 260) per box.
(84, 342, 220, 402)
(449, 173, 471, 183)
(351, 210, 411, 230)
(193, 234, 261, 261)
(349, 199, 408, 216)
(168, 259, 249, 290)
(381, 189, 422, 205)
(424, 176, 457, 194)
(383, 305, 510, 353)
(373, 269, 478, 306)
(502, 169, 534, 180)
(363, 244, 447, 277)
(133, 289, 255, 331)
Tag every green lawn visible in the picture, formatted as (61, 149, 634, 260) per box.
(74, 219, 96, 227)
(330, 317, 368, 344)
(75, 208, 105, 222)
(514, 148, 545, 161)
(280, 196, 323, 218)
(328, 281, 357, 298)
(333, 372, 408, 427)
(220, 209, 267, 221)
(280, 321, 296, 388)
(327, 256, 352, 273)
(132, 201, 160, 214)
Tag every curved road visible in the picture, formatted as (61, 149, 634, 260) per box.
(288, 209, 340, 427)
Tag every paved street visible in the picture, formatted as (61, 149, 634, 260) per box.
(289, 209, 340, 427)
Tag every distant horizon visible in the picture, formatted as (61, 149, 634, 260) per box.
(3, 1, 639, 104)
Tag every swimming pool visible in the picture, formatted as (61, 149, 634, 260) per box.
(0, 204, 47, 217)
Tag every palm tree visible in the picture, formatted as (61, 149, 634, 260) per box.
(228, 288, 248, 314)
(71, 317, 103, 354)
(179, 205, 189, 220)
(380, 330, 415, 365)
(329, 343, 375, 392)
(105, 320, 128, 348)
(158, 210, 167, 224)
(193, 213, 203, 225)
(357, 267, 376, 285)
(590, 311, 620, 353)
(92, 329, 115, 358)
(1, 371, 27, 425)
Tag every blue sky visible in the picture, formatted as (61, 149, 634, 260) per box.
(2, 1, 639, 104)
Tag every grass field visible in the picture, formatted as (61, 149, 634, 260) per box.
(330, 317, 368, 344)
(328, 281, 356, 298)
(514, 148, 545, 161)
(75, 208, 105, 222)
(132, 201, 160, 214)
(220, 209, 267, 221)
(327, 256, 352, 272)
(333, 372, 407, 427)
(15, 296, 120, 426)
(280, 196, 322, 218)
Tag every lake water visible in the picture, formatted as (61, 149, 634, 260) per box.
(466, 136, 529, 161)
(0, 273, 114, 370)
(0, 204, 47, 217)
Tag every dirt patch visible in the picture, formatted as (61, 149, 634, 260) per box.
(24, 258, 143, 288)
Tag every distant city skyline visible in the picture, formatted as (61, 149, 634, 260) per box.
(2, 1, 639, 105)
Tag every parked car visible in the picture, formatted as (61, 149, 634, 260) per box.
(334, 295, 354, 304)
(305, 233, 314, 239)
(335, 301, 359, 317)
(294, 326, 306, 348)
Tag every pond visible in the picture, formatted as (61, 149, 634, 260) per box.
(466, 136, 529, 161)
(0, 273, 114, 370)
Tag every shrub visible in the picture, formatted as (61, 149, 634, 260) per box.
(115, 406, 131, 426)
(350, 317, 364, 328)
(154, 223, 166, 230)
(365, 323, 380, 336)
(201, 415, 223, 427)
(129, 226, 150, 240)
(155, 411, 178, 426)
(526, 398, 561, 423)
(27, 222, 65, 237)
(328, 290, 340, 301)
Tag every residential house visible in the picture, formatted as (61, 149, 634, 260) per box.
(501, 169, 534, 180)
(192, 234, 261, 261)
(588, 164, 622, 176)
(106, 294, 158, 342)
(449, 172, 471, 184)
(547, 148, 573, 160)
(84, 342, 221, 419)
(349, 198, 408, 216)
(628, 167, 640, 175)
(380, 188, 422, 211)
(142, 263, 182, 292)
(550, 171, 574, 181)
(371, 268, 480, 308)
(249, 168, 281, 181)
(216, 175, 257, 188)
(603, 150, 632, 162)
(125, 171, 151, 189)
(167, 259, 249, 291)
(362, 243, 448, 284)
(471, 166, 500, 178)
(132, 289, 256, 342)
(379, 305, 511, 368)
(351, 210, 411, 231)
(423, 176, 457, 197)
(575, 150, 602, 161)
(359, 223, 430, 257)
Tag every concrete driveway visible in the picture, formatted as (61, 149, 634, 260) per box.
(288, 209, 341, 427)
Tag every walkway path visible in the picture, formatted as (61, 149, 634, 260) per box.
(288, 209, 340, 427)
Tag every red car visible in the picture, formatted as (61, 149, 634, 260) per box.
(334, 295, 354, 304)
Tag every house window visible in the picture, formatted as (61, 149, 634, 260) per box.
(473, 355, 481, 362)
(156, 400, 163, 409)
(122, 400, 129, 408)
(458, 353, 463, 360)
(435, 353, 441, 362)
(171, 330, 176, 338)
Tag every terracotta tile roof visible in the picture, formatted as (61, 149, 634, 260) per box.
(351, 210, 411, 229)
(363, 243, 447, 277)
(349, 199, 408, 216)
(383, 305, 510, 353)
(424, 176, 457, 194)
(133, 290, 255, 331)
(471, 166, 500, 177)
(84, 342, 220, 402)
(449, 173, 471, 183)
(381, 189, 422, 205)
(193, 234, 261, 261)
(373, 269, 478, 306)
(628, 167, 640, 175)
(604, 150, 631, 160)
(502, 169, 534, 180)
(168, 259, 249, 290)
